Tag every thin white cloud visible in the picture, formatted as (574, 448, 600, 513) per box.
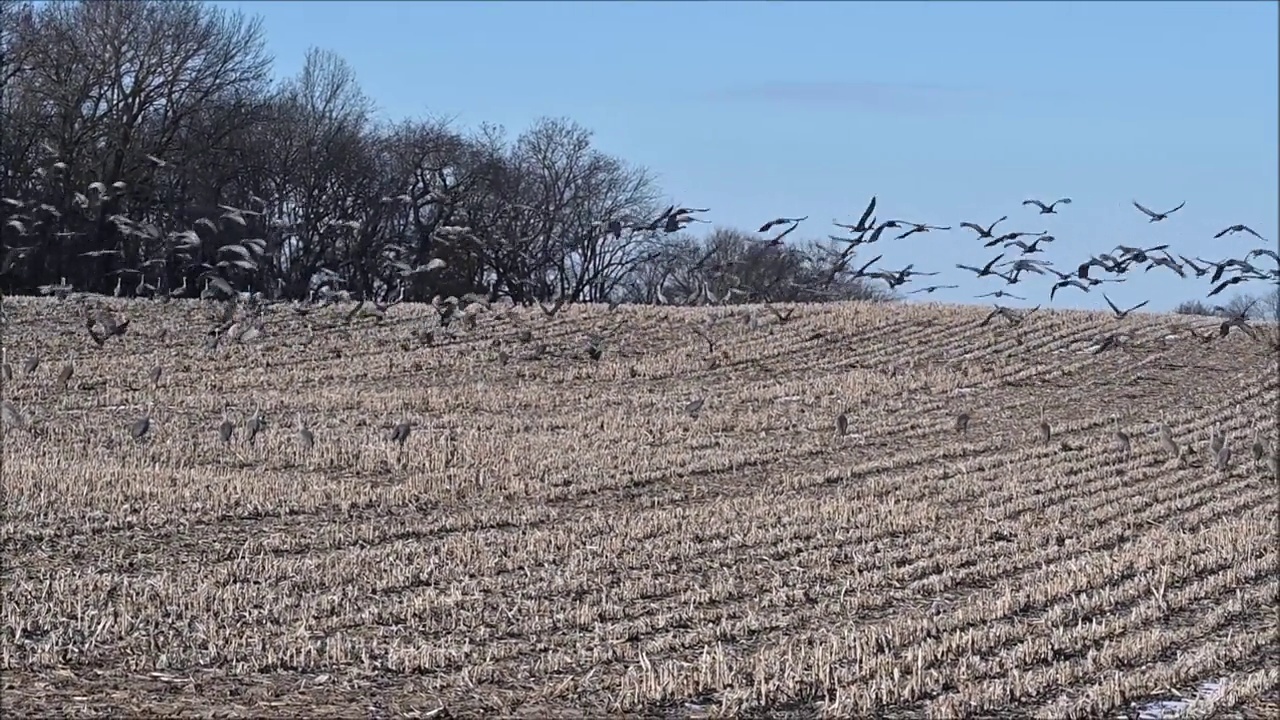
(705, 80, 990, 115)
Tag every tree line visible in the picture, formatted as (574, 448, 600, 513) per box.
(0, 0, 886, 309)
(1174, 294, 1279, 323)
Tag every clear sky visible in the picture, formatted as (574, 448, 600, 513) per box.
(213, 0, 1278, 313)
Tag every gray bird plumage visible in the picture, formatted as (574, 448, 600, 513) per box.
(131, 414, 150, 441)
(389, 421, 412, 446)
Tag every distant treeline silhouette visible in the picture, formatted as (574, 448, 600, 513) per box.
(0, 0, 885, 307)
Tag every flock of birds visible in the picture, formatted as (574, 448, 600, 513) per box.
(0, 344, 414, 452)
(2, 296, 1276, 479)
(737, 196, 1278, 321)
(1, 194, 1277, 476)
(778, 196, 1276, 475)
(10, 188, 1277, 322)
(946, 405, 1278, 478)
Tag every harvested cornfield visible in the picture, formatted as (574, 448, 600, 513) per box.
(2, 295, 1277, 719)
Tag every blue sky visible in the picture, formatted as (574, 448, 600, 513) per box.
(215, 0, 1278, 312)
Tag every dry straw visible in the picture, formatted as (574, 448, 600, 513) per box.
(0, 296, 1275, 719)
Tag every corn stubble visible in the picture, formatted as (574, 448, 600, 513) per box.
(1, 296, 1277, 719)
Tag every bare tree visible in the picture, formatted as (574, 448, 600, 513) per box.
(1257, 287, 1280, 323)
(1, 0, 271, 295)
(461, 118, 662, 307)
(0, 1, 684, 308)
(0, 0, 34, 95)
(1173, 299, 1218, 317)
(1175, 291, 1276, 321)
(624, 227, 888, 306)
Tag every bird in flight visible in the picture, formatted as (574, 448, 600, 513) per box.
(1132, 200, 1186, 222)
(959, 216, 1009, 240)
(1050, 278, 1091, 300)
(1004, 236, 1052, 254)
(758, 216, 807, 233)
(1213, 224, 1266, 241)
(956, 254, 1006, 278)
(977, 290, 1025, 301)
(833, 197, 878, 234)
(1208, 274, 1264, 298)
(1022, 198, 1071, 214)
(1103, 293, 1149, 319)
(750, 216, 805, 247)
(909, 284, 958, 294)
(892, 222, 951, 240)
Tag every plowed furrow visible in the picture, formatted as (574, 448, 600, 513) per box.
(883, 478, 1271, 600)
(897, 560, 1275, 711)
(928, 578, 1276, 716)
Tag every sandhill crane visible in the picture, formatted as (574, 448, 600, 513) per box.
(1196, 257, 1249, 285)
(892, 222, 951, 240)
(1213, 224, 1265, 241)
(990, 230, 1048, 249)
(758, 216, 808, 233)
(1022, 198, 1071, 214)
(389, 421, 412, 446)
(685, 397, 706, 419)
(1051, 278, 1091, 300)
(976, 290, 1025, 301)
(1103, 294, 1149, 319)
(218, 414, 235, 444)
(849, 255, 883, 279)
(87, 309, 129, 346)
(1209, 426, 1225, 457)
(1004, 236, 1052, 254)
(651, 206, 709, 233)
(1036, 405, 1051, 444)
(1144, 253, 1185, 278)
(868, 265, 938, 289)
(957, 254, 1005, 278)
(1113, 417, 1132, 455)
(245, 411, 266, 444)
(56, 361, 73, 391)
(131, 409, 152, 441)
(1157, 417, 1179, 459)
(1208, 274, 1264, 298)
(1132, 200, 1185, 222)
(981, 305, 1038, 327)
(598, 218, 624, 239)
(1214, 445, 1231, 473)
(1114, 244, 1171, 265)
(752, 218, 804, 246)
(296, 415, 314, 450)
(959, 216, 1008, 240)
(1078, 255, 1129, 280)
(1219, 314, 1257, 339)
(1, 400, 27, 430)
(832, 196, 878, 234)
(909, 284, 959, 294)
(1245, 248, 1279, 264)
(1250, 427, 1267, 466)
(1179, 256, 1210, 277)
(1001, 258, 1052, 281)
(1177, 443, 1198, 468)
